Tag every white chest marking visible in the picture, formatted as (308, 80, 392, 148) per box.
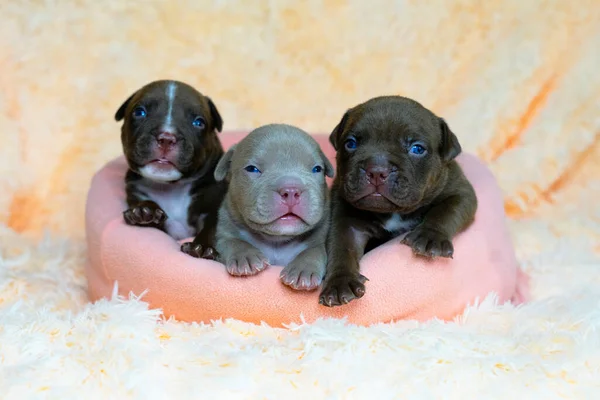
(138, 163, 183, 182)
(139, 180, 197, 240)
(383, 213, 416, 234)
(238, 229, 309, 267)
(163, 82, 177, 131)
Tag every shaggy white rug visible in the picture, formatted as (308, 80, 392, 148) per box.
(1, 214, 599, 398)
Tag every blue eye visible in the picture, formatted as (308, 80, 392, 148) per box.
(192, 117, 205, 128)
(312, 166, 323, 173)
(409, 144, 426, 155)
(244, 165, 261, 173)
(132, 107, 147, 118)
(344, 138, 357, 150)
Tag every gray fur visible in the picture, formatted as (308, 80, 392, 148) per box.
(214, 124, 333, 291)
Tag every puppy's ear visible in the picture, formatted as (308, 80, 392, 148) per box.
(207, 97, 223, 133)
(329, 109, 351, 151)
(114, 91, 137, 122)
(214, 145, 236, 181)
(319, 149, 335, 178)
(439, 118, 462, 162)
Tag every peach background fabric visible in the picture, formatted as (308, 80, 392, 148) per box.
(0, 1, 598, 246)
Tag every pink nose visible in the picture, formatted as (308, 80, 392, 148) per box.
(366, 165, 390, 186)
(278, 187, 303, 206)
(157, 132, 177, 149)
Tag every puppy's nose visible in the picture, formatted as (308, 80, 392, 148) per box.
(278, 187, 303, 206)
(366, 164, 391, 186)
(157, 132, 177, 149)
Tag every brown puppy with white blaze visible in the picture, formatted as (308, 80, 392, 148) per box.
(116, 79, 227, 257)
(208, 124, 334, 290)
(319, 96, 477, 307)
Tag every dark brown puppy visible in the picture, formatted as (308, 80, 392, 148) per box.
(116, 80, 227, 257)
(319, 96, 477, 307)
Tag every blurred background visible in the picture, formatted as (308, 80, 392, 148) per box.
(0, 0, 598, 242)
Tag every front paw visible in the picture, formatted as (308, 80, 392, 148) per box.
(181, 242, 218, 260)
(280, 261, 325, 291)
(123, 204, 167, 226)
(319, 273, 368, 307)
(225, 250, 269, 277)
(401, 227, 454, 258)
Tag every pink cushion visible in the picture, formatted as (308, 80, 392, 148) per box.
(85, 132, 530, 326)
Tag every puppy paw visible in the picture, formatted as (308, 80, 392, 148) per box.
(402, 227, 454, 258)
(318, 273, 368, 307)
(225, 251, 269, 277)
(181, 242, 218, 260)
(123, 203, 167, 226)
(280, 261, 325, 291)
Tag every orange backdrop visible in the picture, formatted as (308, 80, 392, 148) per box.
(0, 0, 598, 242)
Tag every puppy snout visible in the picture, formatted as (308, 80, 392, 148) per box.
(157, 132, 177, 149)
(278, 186, 303, 206)
(366, 164, 392, 186)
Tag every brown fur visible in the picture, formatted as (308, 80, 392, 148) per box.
(319, 96, 477, 307)
(115, 79, 227, 252)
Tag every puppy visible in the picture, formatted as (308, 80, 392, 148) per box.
(200, 124, 334, 290)
(115, 79, 227, 256)
(319, 96, 477, 307)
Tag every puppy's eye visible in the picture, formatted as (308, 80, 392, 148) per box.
(344, 138, 357, 150)
(409, 144, 427, 156)
(192, 117, 206, 129)
(244, 165, 261, 174)
(132, 107, 147, 118)
(312, 166, 323, 173)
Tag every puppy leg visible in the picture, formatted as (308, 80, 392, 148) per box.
(181, 182, 228, 260)
(123, 177, 168, 231)
(319, 219, 370, 307)
(280, 245, 327, 291)
(217, 239, 270, 277)
(402, 189, 476, 259)
(181, 212, 219, 260)
(123, 200, 167, 230)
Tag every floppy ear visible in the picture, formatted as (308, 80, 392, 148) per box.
(214, 145, 236, 181)
(329, 109, 351, 151)
(114, 91, 137, 122)
(439, 118, 462, 162)
(206, 97, 223, 133)
(319, 149, 335, 178)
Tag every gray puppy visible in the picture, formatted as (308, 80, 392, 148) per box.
(211, 124, 334, 291)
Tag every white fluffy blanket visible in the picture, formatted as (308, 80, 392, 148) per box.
(1, 217, 599, 398)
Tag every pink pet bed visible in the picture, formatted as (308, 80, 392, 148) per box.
(85, 132, 529, 326)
